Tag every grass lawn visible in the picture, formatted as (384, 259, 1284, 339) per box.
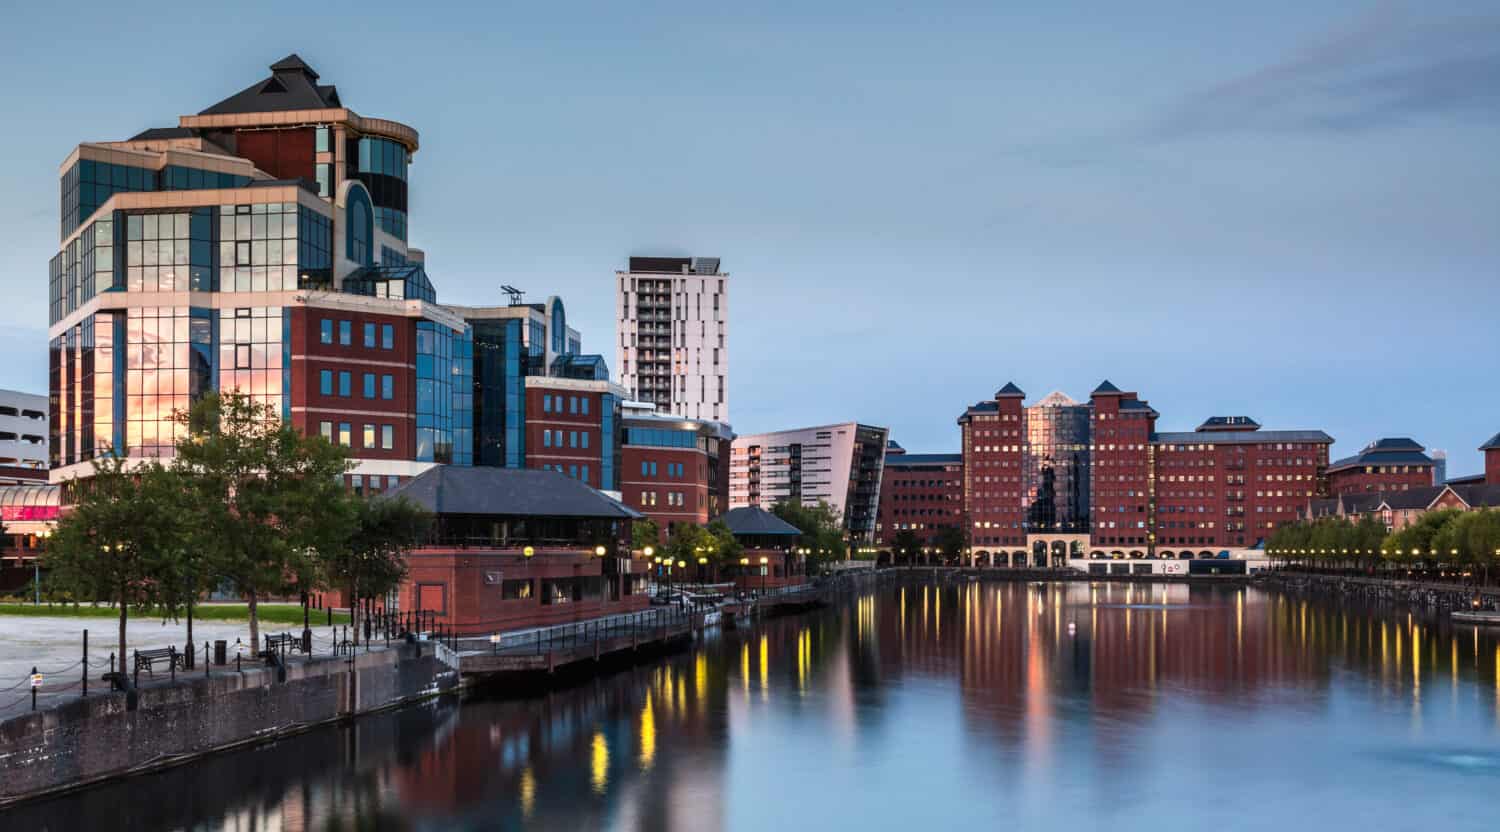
(0, 602, 310, 624)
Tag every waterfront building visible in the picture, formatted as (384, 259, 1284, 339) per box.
(721, 505, 804, 592)
(46, 57, 611, 494)
(728, 422, 889, 543)
(0, 390, 48, 483)
(385, 465, 648, 633)
(0, 484, 60, 592)
(873, 441, 963, 550)
(1324, 437, 1435, 495)
(619, 400, 733, 538)
(1431, 449, 1447, 486)
(522, 368, 625, 493)
(614, 256, 728, 422)
(957, 380, 1332, 567)
(1486, 433, 1500, 485)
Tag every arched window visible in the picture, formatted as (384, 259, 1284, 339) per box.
(346, 186, 373, 266)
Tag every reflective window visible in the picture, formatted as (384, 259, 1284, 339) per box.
(217, 202, 301, 292)
(320, 370, 333, 395)
(363, 424, 375, 449)
(363, 323, 376, 348)
(363, 373, 376, 399)
(338, 320, 351, 345)
(381, 374, 393, 400)
(338, 371, 351, 397)
(381, 324, 394, 349)
(320, 319, 333, 344)
(381, 424, 394, 450)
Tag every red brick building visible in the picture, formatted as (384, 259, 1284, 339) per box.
(1089, 382, 1157, 549)
(1484, 432, 1500, 485)
(385, 465, 649, 634)
(522, 377, 624, 491)
(618, 404, 732, 539)
(1324, 437, 1435, 496)
(874, 441, 963, 549)
(958, 382, 1027, 548)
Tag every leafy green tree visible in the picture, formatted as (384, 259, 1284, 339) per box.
(891, 529, 920, 565)
(1385, 509, 1463, 567)
(771, 499, 848, 573)
(936, 525, 968, 565)
(45, 458, 192, 670)
(704, 519, 745, 571)
(632, 518, 662, 552)
(328, 495, 430, 643)
(172, 392, 356, 651)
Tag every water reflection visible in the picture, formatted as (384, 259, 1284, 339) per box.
(10, 581, 1500, 831)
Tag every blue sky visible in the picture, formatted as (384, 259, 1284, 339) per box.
(1, 0, 1496, 472)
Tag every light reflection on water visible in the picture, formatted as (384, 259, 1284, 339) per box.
(10, 580, 1500, 831)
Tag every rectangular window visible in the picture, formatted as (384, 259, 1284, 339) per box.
(338, 320, 351, 345)
(543, 396, 551, 414)
(319, 319, 333, 344)
(351, 474, 363, 496)
(569, 465, 578, 479)
(338, 371, 351, 397)
(234, 344, 251, 370)
(364, 323, 376, 348)
(381, 374, 393, 399)
(319, 421, 332, 441)
(363, 373, 376, 398)
(315, 126, 330, 153)
(581, 465, 589, 483)
(650, 462, 658, 476)
(581, 432, 589, 449)
(569, 396, 578, 414)
(569, 431, 577, 448)
(544, 430, 552, 448)
(581, 397, 589, 416)
(315, 163, 332, 197)
(363, 424, 375, 449)
(319, 370, 333, 395)
(641, 461, 648, 477)
(381, 424, 394, 450)
(381, 324, 394, 349)
(338, 423, 351, 447)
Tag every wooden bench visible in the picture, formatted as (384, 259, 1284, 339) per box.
(263, 633, 305, 658)
(134, 647, 183, 677)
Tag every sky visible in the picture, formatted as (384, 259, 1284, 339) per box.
(0, 0, 1496, 473)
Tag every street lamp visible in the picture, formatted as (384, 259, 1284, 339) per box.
(760, 555, 769, 594)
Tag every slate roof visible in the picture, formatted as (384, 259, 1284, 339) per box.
(1482, 432, 1500, 451)
(384, 466, 642, 519)
(1197, 416, 1261, 431)
(128, 127, 197, 141)
(1152, 430, 1333, 445)
(1366, 437, 1424, 452)
(1325, 437, 1433, 473)
(1091, 380, 1123, 395)
(722, 506, 802, 537)
(995, 382, 1025, 398)
(200, 54, 343, 116)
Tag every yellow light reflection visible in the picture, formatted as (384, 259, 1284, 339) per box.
(520, 767, 536, 818)
(741, 641, 750, 697)
(591, 731, 609, 794)
(695, 652, 708, 704)
(639, 693, 656, 772)
(759, 634, 769, 696)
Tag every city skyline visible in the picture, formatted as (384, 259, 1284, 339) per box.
(2, 0, 1497, 474)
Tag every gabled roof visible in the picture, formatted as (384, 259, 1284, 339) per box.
(995, 382, 1025, 398)
(199, 55, 343, 116)
(1365, 437, 1424, 452)
(722, 506, 802, 537)
(384, 466, 642, 520)
(1091, 380, 1123, 395)
(1482, 432, 1500, 451)
(1034, 391, 1080, 408)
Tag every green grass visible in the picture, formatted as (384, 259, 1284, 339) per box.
(0, 602, 310, 624)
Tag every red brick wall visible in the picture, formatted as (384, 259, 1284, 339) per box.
(620, 444, 709, 537)
(962, 396, 1026, 547)
(1326, 466, 1432, 495)
(1089, 392, 1154, 548)
(289, 307, 416, 460)
(1155, 437, 1328, 550)
(524, 386, 605, 488)
(875, 457, 963, 547)
(1486, 449, 1500, 486)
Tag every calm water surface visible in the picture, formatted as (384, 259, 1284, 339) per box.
(12, 580, 1500, 831)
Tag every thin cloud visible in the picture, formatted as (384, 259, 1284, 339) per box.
(1150, 4, 1500, 139)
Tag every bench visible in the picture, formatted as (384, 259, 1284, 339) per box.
(263, 633, 306, 658)
(134, 647, 183, 677)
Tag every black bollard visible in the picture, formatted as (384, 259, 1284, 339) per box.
(170, 647, 176, 683)
(205, 642, 210, 678)
(235, 639, 242, 673)
(327, 606, 333, 627)
(133, 651, 140, 689)
(31, 666, 38, 711)
(82, 629, 88, 698)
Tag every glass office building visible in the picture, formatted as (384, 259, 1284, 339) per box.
(1023, 393, 1091, 533)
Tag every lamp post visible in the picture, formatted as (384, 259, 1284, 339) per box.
(760, 556, 769, 594)
(35, 528, 51, 606)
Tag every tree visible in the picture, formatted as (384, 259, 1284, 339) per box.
(664, 523, 716, 582)
(45, 457, 191, 673)
(891, 529, 920, 565)
(327, 495, 430, 643)
(771, 500, 848, 573)
(705, 519, 745, 575)
(935, 525, 968, 565)
(1385, 509, 1463, 567)
(632, 518, 661, 552)
(172, 392, 357, 651)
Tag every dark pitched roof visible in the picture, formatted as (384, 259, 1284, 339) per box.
(200, 55, 342, 116)
(1366, 437, 1424, 452)
(1451, 483, 1500, 509)
(384, 466, 642, 519)
(1446, 473, 1486, 486)
(1119, 399, 1158, 415)
(128, 126, 196, 142)
(722, 506, 801, 537)
(1326, 438, 1433, 474)
(1152, 429, 1333, 445)
(886, 453, 962, 467)
(886, 439, 905, 452)
(1196, 416, 1260, 432)
(995, 382, 1025, 398)
(1481, 432, 1500, 451)
(1091, 380, 1122, 395)
(965, 401, 999, 413)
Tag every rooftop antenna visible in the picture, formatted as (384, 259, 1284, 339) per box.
(500, 284, 525, 306)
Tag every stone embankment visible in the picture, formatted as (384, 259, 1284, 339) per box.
(1256, 572, 1499, 612)
(0, 640, 459, 806)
